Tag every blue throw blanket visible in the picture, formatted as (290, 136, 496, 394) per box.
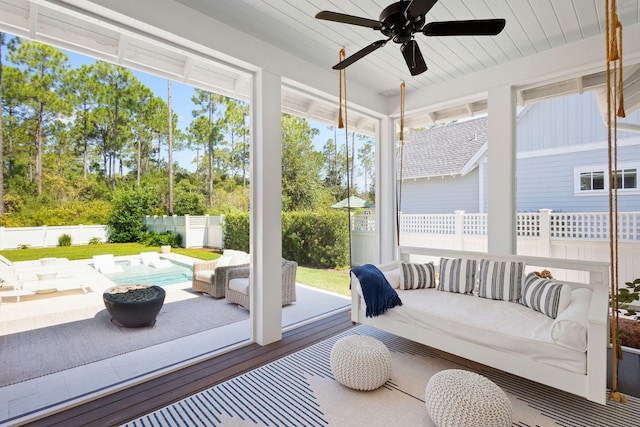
(351, 264, 402, 318)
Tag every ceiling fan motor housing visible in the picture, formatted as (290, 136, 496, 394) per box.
(379, 1, 424, 44)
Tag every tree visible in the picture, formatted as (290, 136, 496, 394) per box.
(191, 89, 225, 207)
(167, 80, 174, 214)
(222, 98, 249, 182)
(1, 66, 28, 180)
(7, 38, 71, 194)
(0, 32, 4, 214)
(91, 62, 138, 189)
(64, 64, 100, 179)
(357, 138, 375, 195)
(281, 114, 326, 211)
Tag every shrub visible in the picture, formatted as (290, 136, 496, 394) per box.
(141, 231, 182, 248)
(58, 234, 72, 247)
(222, 210, 349, 268)
(88, 237, 102, 245)
(617, 278, 640, 319)
(223, 212, 249, 253)
(107, 186, 160, 243)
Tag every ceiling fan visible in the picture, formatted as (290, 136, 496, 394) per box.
(316, 0, 506, 76)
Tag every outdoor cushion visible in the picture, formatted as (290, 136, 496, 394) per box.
(478, 259, 525, 302)
(401, 262, 435, 290)
(520, 273, 571, 319)
(438, 258, 476, 294)
(551, 288, 592, 351)
(228, 277, 249, 295)
(195, 270, 216, 282)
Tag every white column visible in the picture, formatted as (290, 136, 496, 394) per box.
(377, 116, 397, 263)
(487, 85, 517, 254)
(251, 68, 282, 345)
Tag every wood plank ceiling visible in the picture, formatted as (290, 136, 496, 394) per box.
(1, 0, 639, 132)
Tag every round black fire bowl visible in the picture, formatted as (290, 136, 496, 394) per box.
(103, 284, 166, 328)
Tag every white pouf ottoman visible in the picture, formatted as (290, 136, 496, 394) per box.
(330, 335, 392, 391)
(425, 369, 512, 427)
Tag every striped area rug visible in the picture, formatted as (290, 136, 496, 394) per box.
(123, 325, 639, 427)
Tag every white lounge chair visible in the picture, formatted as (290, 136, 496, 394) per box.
(93, 254, 124, 274)
(140, 252, 173, 269)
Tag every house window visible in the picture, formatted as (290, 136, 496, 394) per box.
(580, 171, 605, 191)
(575, 163, 639, 195)
(613, 169, 637, 190)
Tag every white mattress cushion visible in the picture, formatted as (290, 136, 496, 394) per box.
(551, 288, 593, 351)
(352, 274, 588, 374)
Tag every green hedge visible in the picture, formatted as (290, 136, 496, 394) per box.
(222, 210, 350, 268)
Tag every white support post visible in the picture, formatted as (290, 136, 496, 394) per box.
(454, 210, 465, 250)
(251, 68, 282, 345)
(539, 209, 552, 257)
(377, 116, 397, 263)
(487, 86, 517, 254)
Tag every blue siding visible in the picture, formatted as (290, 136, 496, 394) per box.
(516, 144, 640, 212)
(400, 169, 479, 214)
(517, 92, 640, 152)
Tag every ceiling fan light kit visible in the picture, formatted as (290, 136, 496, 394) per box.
(316, 0, 505, 76)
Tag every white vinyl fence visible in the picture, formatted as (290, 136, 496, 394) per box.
(142, 215, 225, 249)
(351, 210, 640, 282)
(0, 225, 108, 250)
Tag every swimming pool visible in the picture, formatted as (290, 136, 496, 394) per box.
(97, 259, 193, 287)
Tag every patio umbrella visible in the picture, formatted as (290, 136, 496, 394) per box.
(330, 196, 374, 209)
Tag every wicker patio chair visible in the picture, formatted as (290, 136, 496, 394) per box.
(192, 256, 249, 298)
(225, 259, 297, 310)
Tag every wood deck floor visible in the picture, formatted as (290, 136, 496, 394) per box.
(27, 311, 354, 427)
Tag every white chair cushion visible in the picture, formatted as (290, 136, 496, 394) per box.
(195, 270, 215, 282)
(229, 277, 250, 295)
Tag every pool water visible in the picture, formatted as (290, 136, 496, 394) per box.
(98, 260, 193, 287)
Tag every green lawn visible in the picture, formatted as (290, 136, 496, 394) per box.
(0, 244, 351, 296)
(0, 243, 220, 262)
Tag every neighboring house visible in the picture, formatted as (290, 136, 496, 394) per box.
(400, 92, 640, 214)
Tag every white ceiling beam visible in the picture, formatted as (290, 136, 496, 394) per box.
(182, 57, 194, 81)
(117, 34, 128, 64)
(28, 2, 38, 40)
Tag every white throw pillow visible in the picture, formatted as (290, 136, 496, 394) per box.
(438, 258, 476, 294)
(477, 259, 525, 302)
(520, 273, 572, 319)
(382, 268, 402, 289)
(215, 256, 232, 268)
(551, 288, 592, 351)
(401, 262, 436, 290)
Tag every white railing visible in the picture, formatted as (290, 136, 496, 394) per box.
(384, 210, 640, 241)
(349, 210, 640, 281)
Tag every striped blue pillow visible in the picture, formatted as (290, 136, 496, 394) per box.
(478, 259, 525, 302)
(401, 262, 435, 290)
(520, 273, 571, 318)
(438, 258, 476, 294)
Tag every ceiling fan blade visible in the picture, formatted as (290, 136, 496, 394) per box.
(405, 0, 439, 22)
(400, 40, 428, 76)
(316, 11, 382, 29)
(332, 39, 389, 70)
(423, 19, 506, 36)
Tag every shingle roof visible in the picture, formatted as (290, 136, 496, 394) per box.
(398, 117, 488, 179)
